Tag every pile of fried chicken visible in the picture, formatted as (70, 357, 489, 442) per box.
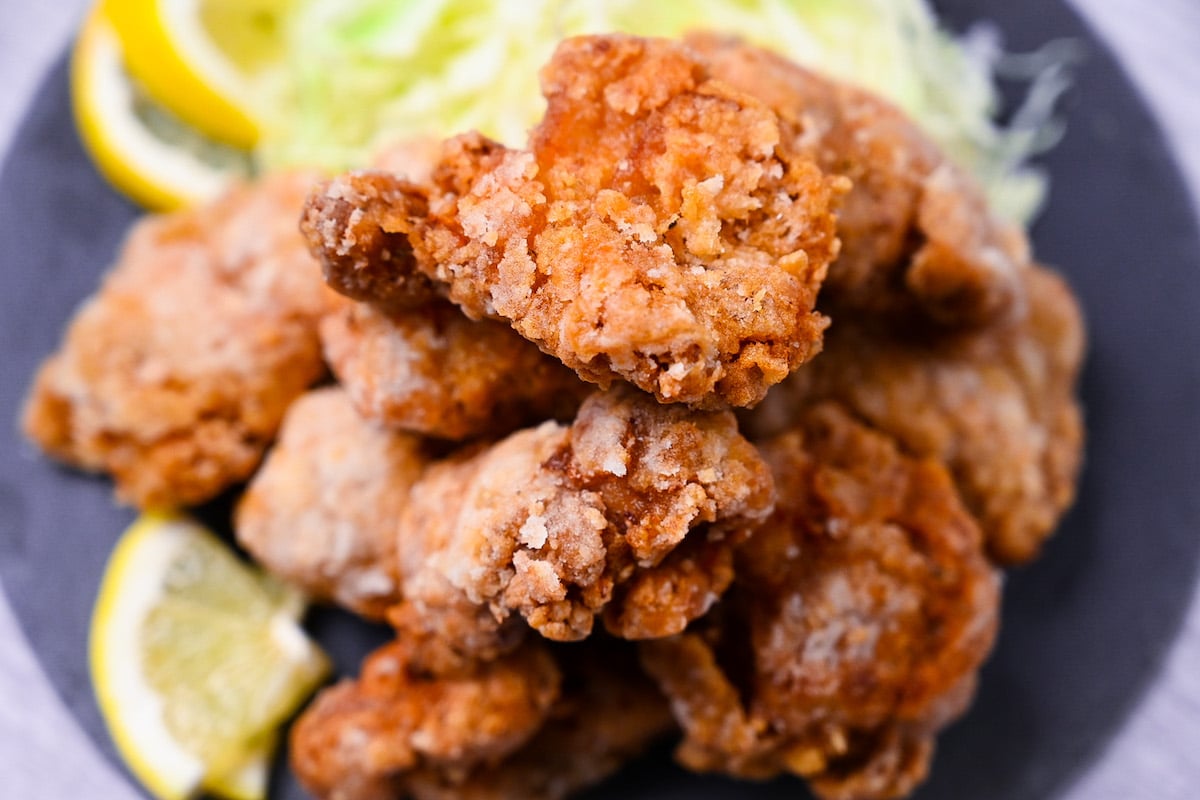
(22, 34, 1084, 800)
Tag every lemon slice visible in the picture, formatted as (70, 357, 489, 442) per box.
(72, 7, 253, 210)
(204, 734, 275, 800)
(90, 513, 329, 800)
(104, 0, 294, 149)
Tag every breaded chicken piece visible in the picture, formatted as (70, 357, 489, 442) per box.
(641, 404, 1000, 800)
(688, 33, 1029, 327)
(292, 636, 562, 800)
(235, 387, 426, 619)
(294, 638, 671, 800)
(21, 173, 329, 508)
(320, 295, 590, 440)
(748, 266, 1085, 564)
(390, 385, 775, 655)
(304, 35, 846, 408)
(405, 641, 675, 800)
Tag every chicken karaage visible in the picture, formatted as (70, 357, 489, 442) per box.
(320, 295, 589, 440)
(391, 384, 774, 655)
(689, 33, 1030, 328)
(642, 403, 1000, 800)
(304, 35, 847, 408)
(235, 387, 426, 619)
(22, 173, 330, 507)
(747, 266, 1084, 564)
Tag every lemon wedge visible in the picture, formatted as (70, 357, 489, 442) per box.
(204, 734, 275, 800)
(72, 6, 253, 210)
(90, 512, 329, 800)
(103, 0, 294, 149)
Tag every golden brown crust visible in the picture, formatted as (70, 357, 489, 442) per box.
(687, 33, 1029, 328)
(291, 637, 562, 800)
(300, 171, 442, 313)
(305, 35, 846, 407)
(391, 385, 775, 653)
(405, 641, 674, 800)
(749, 266, 1085, 564)
(641, 404, 999, 800)
(602, 524, 737, 641)
(294, 638, 672, 800)
(319, 295, 590, 440)
(21, 173, 329, 508)
(235, 387, 427, 619)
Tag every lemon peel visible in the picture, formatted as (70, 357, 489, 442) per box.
(71, 6, 251, 210)
(103, 0, 269, 148)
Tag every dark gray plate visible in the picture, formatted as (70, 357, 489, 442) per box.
(2, 1, 1199, 798)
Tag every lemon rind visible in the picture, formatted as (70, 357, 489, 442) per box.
(103, 0, 260, 148)
(90, 513, 207, 800)
(72, 7, 241, 210)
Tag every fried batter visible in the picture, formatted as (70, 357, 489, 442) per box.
(320, 295, 590, 440)
(405, 641, 674, 800)
(641, 404, 1000, 800)
(688, 33, 1029, 327)
(235, 387, 426, 619)
(391, 384, 774, 653)
(749, 266, 1085, 564)
(291, 636, 562, 800)
(294, 637, 672, 800)
(22, 173, 329, 508)
(305, 35, 846, 407)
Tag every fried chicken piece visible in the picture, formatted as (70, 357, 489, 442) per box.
(295, 637, 672, 800)
(304, 35, 846, 408)
(21, 173, 330, 508)
(292, 636, 562, 800)
(748, 266, 1085, 564)
(688, 33, 1029, 327)
(235, 387, 427, 618)
(641, 404, 1000, 800)
(390, 384, 774, 654)
(405, 641, 675, 800)
(320, 295, 590, 440)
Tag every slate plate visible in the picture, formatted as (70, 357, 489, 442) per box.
(2, 1, 1199, 798)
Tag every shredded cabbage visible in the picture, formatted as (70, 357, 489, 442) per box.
(258, 0, 1073, 222)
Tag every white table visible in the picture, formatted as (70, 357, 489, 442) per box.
(1, 1, 1198, 797)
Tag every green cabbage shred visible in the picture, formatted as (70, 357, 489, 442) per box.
(257, 0, 1073, 223)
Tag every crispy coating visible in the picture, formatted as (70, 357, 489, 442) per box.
(641, 404, 1000, 800)
(235, 387, 427, 619)
(320, 295, 590, 440)
(405, 641, 675, 800)
(748, 266, 1085, 564)
(305, 35, 847, 407)
(302, 171, 442, 314)
(294, 638, 672, 800)
(601, 522, 737, 641)
(391, 385, 775, 654)
(688, 33, 1029, 327)
(21, 173, 329, 508)
(292, 636, 562, 800)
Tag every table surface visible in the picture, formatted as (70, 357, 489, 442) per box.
(1, 1, 1198, 797)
